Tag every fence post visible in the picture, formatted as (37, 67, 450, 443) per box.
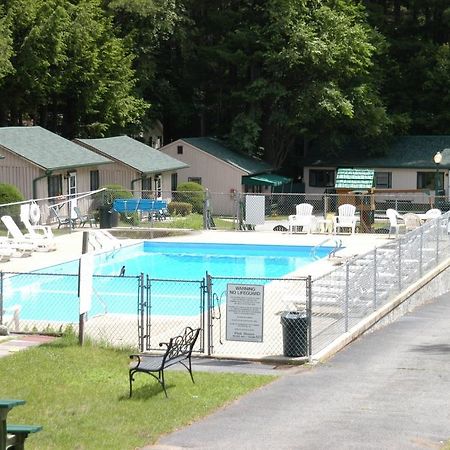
(344, 262, 349, 332)
(138, 273, 145, 352)
(0, 272, 3, 326)
(206, 272, 213, 356)
(306, 275, 312, 359)
(145, 275, 151, 351)
(373, 247, 377, 311)
(78, 231, 89, 346)
(419, 228, 423, 278)
(398, 239, 402, 292)
(436, 218, 440, 264)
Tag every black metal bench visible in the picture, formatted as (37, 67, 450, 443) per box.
(129, 327, 201, 398)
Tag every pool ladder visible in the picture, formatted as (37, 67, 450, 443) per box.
(311, 237, 343, 260)
(89, 230, 121, 252)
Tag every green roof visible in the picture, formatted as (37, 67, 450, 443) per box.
(77, 136, 188, 173)
(182, 137, 272, 174)
(335, 168, 374, 189)
(307, 136, 450, 169)
(242, 173, 292, 187)
(0, 126, 111, 170)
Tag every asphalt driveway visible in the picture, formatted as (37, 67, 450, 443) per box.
(153, 293, 450, 449)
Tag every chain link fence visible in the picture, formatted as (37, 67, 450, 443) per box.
(207, 275, 310, 359)
(1, 187, 445, 235)
(65, 188, 450, 234)
(311, 212, 450, 354)
(1, 194, 449, 360)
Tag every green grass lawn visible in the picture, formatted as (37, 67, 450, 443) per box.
(122, 213, 236, 230)
(1, 334, 276, 450)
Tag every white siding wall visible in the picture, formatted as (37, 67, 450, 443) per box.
(98, 162, 136, 191)
(304, 166, 449, 194)
(0, 148, 42, 199)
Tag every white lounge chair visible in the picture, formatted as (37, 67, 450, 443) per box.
(1, 215, 56, 252)
(288, 203, 315, 233)
(0, 236, 34, 257)
(333, 204, 357, 234)
(20, 212, 54, 240)
(0, 242, 13, 262)
(386, 208, 406, 238)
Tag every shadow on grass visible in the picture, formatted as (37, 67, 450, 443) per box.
(119, 381, 173, 401)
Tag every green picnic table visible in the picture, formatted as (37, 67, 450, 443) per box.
(0, 400, 41, 450)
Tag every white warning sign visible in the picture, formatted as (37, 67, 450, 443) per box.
(226, 283, 264, 342)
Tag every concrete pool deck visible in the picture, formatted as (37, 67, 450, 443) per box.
(0, 226, 391, 274)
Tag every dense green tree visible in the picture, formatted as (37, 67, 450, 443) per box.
(364, 0, 450, 134)
(0, 7, 13, 85)
(154, 0, 390, 166)
(0, 0, 147, 138)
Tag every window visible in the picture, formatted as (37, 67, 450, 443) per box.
(48, 174, 62, 197)
(177, 145, 183, 155)
(309, 169, 335, 187)
(375, 172, 392, 189)
(142, 177, 152, 198)
(188, 177, 202, 185)
(171, 173, 178, 191)
(90, 170, 99, 191)
(417, 172, 443, 190)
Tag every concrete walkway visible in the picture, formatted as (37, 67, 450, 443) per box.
(152, 293, 450, 450)
(0, 334, 56, 357)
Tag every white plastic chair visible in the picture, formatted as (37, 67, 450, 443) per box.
(423, 208, 442, 220)
(403, 213, 422, 231)
(386, 209, 406, 238)
(333, 204, 357, 234)
(1, 215, 55, 252)
(288, 203, 314, 233)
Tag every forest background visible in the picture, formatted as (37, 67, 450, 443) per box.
(0, 0, 449, 175)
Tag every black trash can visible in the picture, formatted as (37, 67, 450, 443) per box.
(98, 206, 119, 228)
(280, 311, 308, 357)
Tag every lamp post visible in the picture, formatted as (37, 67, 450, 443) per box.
(433, 151, 442, 203)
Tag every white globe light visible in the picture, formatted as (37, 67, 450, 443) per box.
(434, 151, 442, 164)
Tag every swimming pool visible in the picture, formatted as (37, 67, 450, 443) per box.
(4, 242, 333, 321)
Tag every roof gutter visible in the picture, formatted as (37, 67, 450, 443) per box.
(33, 169, 52, 199)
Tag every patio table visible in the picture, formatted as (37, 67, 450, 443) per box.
(0, 399, 25, 450)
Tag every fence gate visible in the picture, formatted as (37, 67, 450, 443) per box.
(138, 275, 206, 352)
(207, 274, 311, 359)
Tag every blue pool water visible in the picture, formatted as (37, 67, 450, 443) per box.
(4, 242, 333, 321)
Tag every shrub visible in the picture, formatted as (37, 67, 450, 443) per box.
(99, 184, 133, 206)
(168, 201, 193, 216)
(173, 182, 204, 214)
(0, 183, 24, 224)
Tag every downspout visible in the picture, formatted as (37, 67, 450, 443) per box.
(131, 173, 145, 196)
(33, 169, 52, 199)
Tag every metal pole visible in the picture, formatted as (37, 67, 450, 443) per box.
(139, 273, 145, 352)
(0, 272, 3, 326)
(344, 263, 349, 332)
(436, 218, 440, 264)
(78, 231, 89, 345)
(306, 275, 312, 359)
(419, 228, 423, 278)
(373, 247, 377, 311)
(206, 272, 213, 356)
(398, 239, 402, 292)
